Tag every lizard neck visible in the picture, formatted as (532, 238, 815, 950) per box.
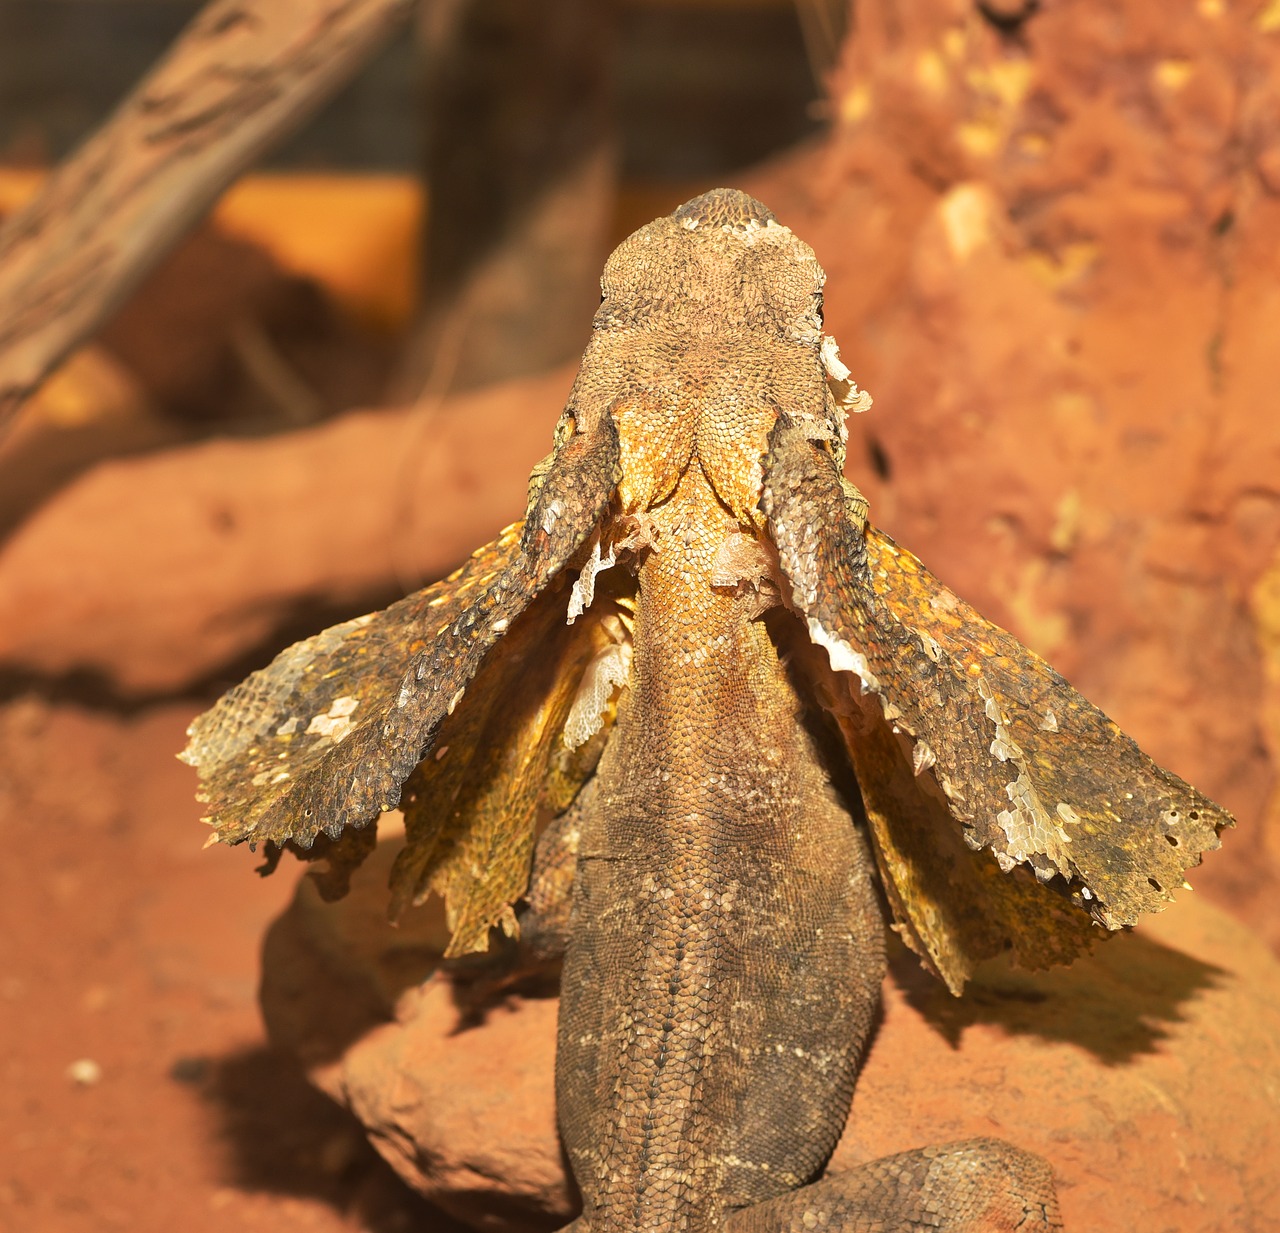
(627, 464, 786, 812)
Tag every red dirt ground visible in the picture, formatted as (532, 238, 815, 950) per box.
(0, 696, 462, 1232)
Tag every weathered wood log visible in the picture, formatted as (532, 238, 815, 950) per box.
(0, 0, 414, 428)
(0, 365, 570, 696)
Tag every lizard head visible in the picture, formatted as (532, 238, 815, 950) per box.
(670, 187, 777, 230)
(596, 187, 827, 345)
(565, 189, 856, 524)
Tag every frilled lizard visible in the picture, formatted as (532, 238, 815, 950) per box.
(182, 189, 1232, 1231)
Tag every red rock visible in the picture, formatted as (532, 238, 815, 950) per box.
(261, 832, 572, 1232)
(262, 836, 1280, 1232)
(0, 366, 570, 695)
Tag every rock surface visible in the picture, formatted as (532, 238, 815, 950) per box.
(263, 835, 1280, 1233)
(0, 365, 570, 696)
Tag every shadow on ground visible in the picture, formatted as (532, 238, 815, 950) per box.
(184, 1044, 468, 1232)
(891, 927, 1227, 1064)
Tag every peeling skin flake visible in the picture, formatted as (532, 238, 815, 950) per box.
(304, 695, 361, 742)
(564, 640, 633, 749)
(820, 334, 852, 383)
(820, 334, 873, 415)
(711, 533, 775, 591)
(994, 766, 1076, 877)
(911, 740, 936, 776)
(807, 617, 881, 696)
(541, 498, 565, 535)
(568, 539, 618, 624)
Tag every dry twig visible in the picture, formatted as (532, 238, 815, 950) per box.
(0, 0, 414, 427)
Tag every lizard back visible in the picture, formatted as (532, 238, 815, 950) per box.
(553, 190, 885, 1231)
(556, 462, 884, 1233)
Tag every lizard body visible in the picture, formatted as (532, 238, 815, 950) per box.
(184, 188, 1232, 1233)
(542, 190, 1059, 1231)
(558, 463, 883, 1231)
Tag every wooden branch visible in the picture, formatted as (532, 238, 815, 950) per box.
(0, 0, 415, 427)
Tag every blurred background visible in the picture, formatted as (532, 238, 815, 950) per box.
(2, 0, 1280, 1229)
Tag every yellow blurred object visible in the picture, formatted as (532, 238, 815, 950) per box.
(1152, 60, 1194, 92)
(0, 169, 44, 215)
(215, 174, 423, 331)
(1022, 241, 1100, 291)
(938, 183, 996, 263)
(915, 50, 949, 96)
(838, 83, 872, 126)
(33, 346, 149, 429)
(0, 169, 423, 332)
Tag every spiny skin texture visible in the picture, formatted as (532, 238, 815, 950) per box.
(184, 188, 1233, 1232)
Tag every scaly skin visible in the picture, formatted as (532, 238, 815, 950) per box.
(557, 464, 885, 1232)
(548, 188, 1063, 1230)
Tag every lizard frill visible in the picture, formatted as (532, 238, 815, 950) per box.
(761, 416, 1232, 992)
(181, 402, 624, 952)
